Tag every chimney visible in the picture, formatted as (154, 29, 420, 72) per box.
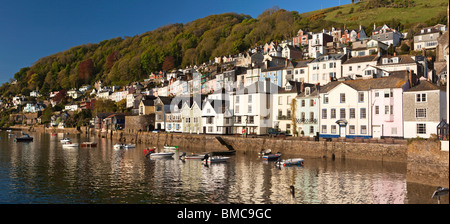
(300, 82, 304, 93)
(408, 70, 413, 88)
(374, 23, 376, 30)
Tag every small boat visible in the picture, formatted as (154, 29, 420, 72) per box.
(211, 150, 236, 156)
(113, 143, 124, 149)
(276, 158, 304, 167)
(123, 144, 136, 149)
(179, 152, 206, 160)
(201, 154, 230, 164)
(50, 133, 57, 136)
(262, 152, 282, 161)
(62, 142, 79, 148)
(16, 134, 33, 142)
(60, 138, 71, 143)
(163, 145, 179, 151)
(81, 142, 97, 147)
(148, 152, 175, 158)
(259, 149, 272, 156)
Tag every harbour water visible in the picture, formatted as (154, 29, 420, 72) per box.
(0, 131, 447, 204)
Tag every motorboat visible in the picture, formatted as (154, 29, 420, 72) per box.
(163, 145, 179, 151)
(201, 154, 230, 164)
(262, 152, 282, 161)
(144, 147, 174, 158)
(113, 143, 124, 149)
(276, 158, 304, 167)
(81, 142, 97, 147)
(179, 152, 206, 160)
(16, 134, 33, 142)
(62, 142, 79, 148)
(259, 149, 272, 156)
(60, 138, 71, 143)
(123, 144, 136, 149)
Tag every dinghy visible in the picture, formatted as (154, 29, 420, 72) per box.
(163, 145, 179, 151)
(62, 142, 79, 148)
(60, 138, 71, 143)
(201, 154, 230, 164)
(81, 142, 97, 147)
(262, 152, 282, 161)
(276, 158, 304, 167)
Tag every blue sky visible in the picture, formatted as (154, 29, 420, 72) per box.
(0, 0, 351, 84)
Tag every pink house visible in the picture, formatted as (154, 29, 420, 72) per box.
(370, 71, 412, 138)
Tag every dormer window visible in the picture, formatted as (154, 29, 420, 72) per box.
(285, 84, 292, 90)
(305, 87, 310, 96)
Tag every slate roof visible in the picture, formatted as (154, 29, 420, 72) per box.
(405, 80, 446, 92)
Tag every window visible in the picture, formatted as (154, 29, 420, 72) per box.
(301, 100, 305, 107)
(375, 91, 380, 97)
(385, 105, 390, 115)
(322, 109, 327, 119)
(322, 125, 327, 133)
(340, 93, 346, 103)
(416, 108, 427, 118)
(278, 96, 283, 105)
(236, 96, 240, 103)
(375, 106, 379, 115)
(340, 109, 346, 119)
(360, 108, 367, 119)
(416, 93, 426, 102)
(235, 105, 239, 113)
(310, 112, 314, 120)
(384, 90, 390, 98)
(390, 105, 393, 115)
(310, 126, 314, 134)
(248, 105, 252, 113)
(361, 125, 367, 134)
(349, 66, 352, 71)
(349, 125, 355, 134)
(359, 92, 364, 102)
(416, 123, 426, 134)
(248, 116, 254, 124)
(287, 96, 291, 105)
(331, 109, 336, 119)
(324, 95, 329, 104)
(392, 127, 397, 135)
(248, 95, 252, 103)
(350, 108, 355, 119)
(331, 125, 336, 134)
(310, 99, 314, 107)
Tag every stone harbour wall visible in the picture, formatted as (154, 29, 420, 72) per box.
(407, 139, 449, 187)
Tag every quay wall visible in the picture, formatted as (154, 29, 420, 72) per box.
(115, 131, 408, 162)
(407, 139, 449, 187)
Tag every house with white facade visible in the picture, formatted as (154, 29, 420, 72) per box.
(202, 99, 233, 134)
(371, 24, 402, 47)
(403, 80, 447, 138)
(165, 97, 185, 133)
(181, 95, 206, 134)
(233, 81, 278, 135)
(296, 84, 320, 137)
(318, 81, 371, 139)
(414, 26, 442, 50)
(308, 32, 333, 58)
(376, 55, 419, 77)
(342, 55, 380, 79)
(308, 54, 348, 85)
(273, 81, 302, 134)
(351, 39, 388, 57)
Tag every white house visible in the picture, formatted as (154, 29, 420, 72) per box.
(308, 54, 348, 85)
(202, 99, 233, 134)
(308, 32, 334, 58)
(342, 55, 380, 79)
(233, 81, 278, 135)
(273, 81, 302, 134)
(318, 81, 371, 139)
(296, 84, 320, 137)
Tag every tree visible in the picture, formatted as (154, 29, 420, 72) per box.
(78, 59, 95, 84)
(162, 56, 176, 72)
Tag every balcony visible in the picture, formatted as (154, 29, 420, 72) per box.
(296, 118, 317, 124)
(278, 115, 292, 120)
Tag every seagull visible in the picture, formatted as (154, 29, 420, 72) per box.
(431, 186, 449, 204)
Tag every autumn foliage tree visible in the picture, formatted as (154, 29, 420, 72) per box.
(78, 59, 94, 84)
(162, 56, 176, 72)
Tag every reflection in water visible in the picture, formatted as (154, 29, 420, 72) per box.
(0, 131, 447, 204)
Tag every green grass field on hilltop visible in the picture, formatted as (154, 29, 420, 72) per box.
(301, 0, 448, 31)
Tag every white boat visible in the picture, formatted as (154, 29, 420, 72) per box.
(123, 144, 136, 149)
(163, 145, 179, 151)
(62, 142, 79, 148)
(113, 143, 124, 149)
(149, 152, 175, 158)
(276, 158, 304, 167)
(179, 152, 206, 160)
(60, 138, 71, 143)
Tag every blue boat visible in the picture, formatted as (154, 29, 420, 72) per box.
(262, 153, 282, 161)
